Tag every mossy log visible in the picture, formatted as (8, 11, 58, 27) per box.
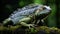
(0, 25, 60, 34)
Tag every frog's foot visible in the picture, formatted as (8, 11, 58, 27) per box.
(20, 22, 35, 29)
(27, 24, 35, 29)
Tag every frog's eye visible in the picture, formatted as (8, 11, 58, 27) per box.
(43, 7, 46, 10)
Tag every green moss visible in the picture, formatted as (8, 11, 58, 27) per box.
(0, 26, 60, 34)
(0, 26, 8, 31)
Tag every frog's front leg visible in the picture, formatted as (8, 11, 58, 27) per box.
(18, 17, 35, 29)
(41, 19, 46, 26)
(20, 22, 34, 28)
(35, 19, 46, 26)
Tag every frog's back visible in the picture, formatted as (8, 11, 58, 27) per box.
(9, 4, 42, 24)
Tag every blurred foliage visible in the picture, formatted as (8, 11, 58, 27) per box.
(47, 4, 57, 27)
(18, 0, 33, 7)
(33, 0, 46, 4)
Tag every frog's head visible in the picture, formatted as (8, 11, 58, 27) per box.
(35, 5, 51, 19)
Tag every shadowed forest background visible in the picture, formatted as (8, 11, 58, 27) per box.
(0, 0, 60, 28)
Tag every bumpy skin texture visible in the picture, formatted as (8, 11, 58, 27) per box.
(3, 4, 51, 28)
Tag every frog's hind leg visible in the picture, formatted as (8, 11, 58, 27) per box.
(3, 18, 13, 26)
